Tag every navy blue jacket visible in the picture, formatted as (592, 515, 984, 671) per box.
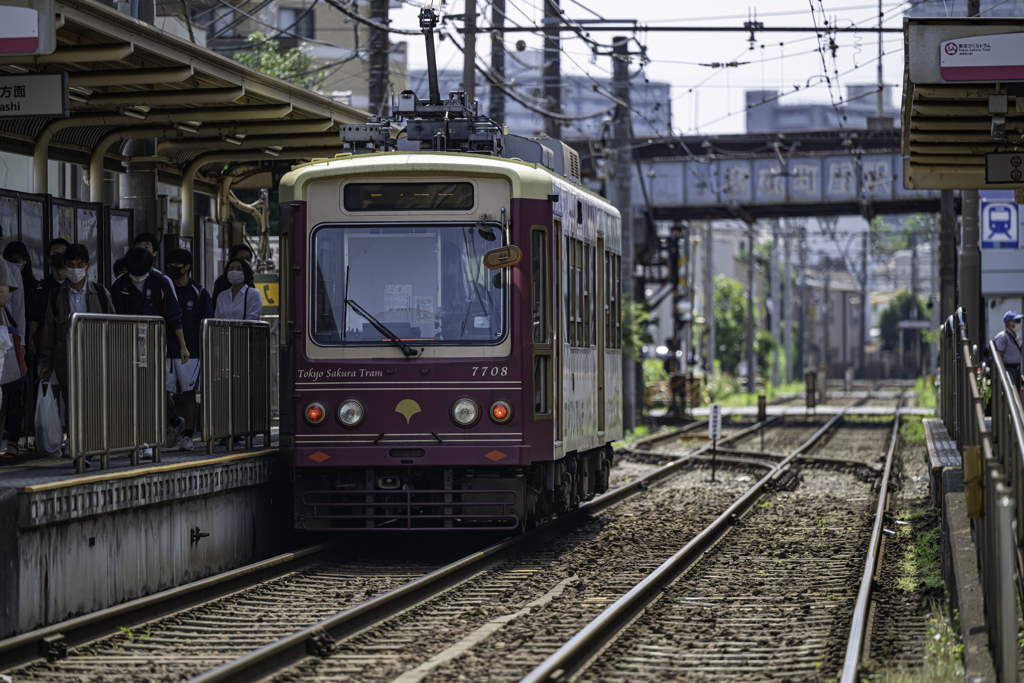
(174, 277, 213, 359)
(111, 271, 185, 356)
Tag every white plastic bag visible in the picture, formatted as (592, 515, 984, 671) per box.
(35, 383, 63, 456)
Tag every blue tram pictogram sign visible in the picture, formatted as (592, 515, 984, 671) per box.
(982, 201, 1019, 249)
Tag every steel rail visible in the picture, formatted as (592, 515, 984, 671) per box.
(518, 408, 852, 683)
(0, 542, 339, 671)
(840, 396, 905, 683)
(184, 418, 779, 683)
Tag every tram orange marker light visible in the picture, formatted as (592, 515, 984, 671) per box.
(305, 403, 326, 425)
(489, 400, 512, 424)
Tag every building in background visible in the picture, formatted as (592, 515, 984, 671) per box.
(745, 85, 901, 133)
(409, 50, 671, 139)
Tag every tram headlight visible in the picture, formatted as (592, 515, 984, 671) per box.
(490, 400, 512, 424)
(451, 398, 480, 427)
(304, 402, 327, 425)
(337, 399, 365, 428)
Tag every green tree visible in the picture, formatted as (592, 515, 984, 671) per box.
(623, 300, 654, 361)
(878, 290, 929, 352)
(233, 33, 324, 90)
(713, 275, 747, 374)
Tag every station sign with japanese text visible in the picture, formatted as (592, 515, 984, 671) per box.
(0, 73, 68, 118)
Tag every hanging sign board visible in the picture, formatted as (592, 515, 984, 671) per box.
(253, 273, 279, 316)
(940, 33, 1024, 81)
(0, 0, 56, 56)
(0, 73, 68, 118)
(708, 403, 722, 440)
(986, 153, 1024, 185)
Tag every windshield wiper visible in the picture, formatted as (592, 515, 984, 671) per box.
(345, 297, 419, 358)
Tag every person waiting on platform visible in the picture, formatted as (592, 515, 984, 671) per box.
(37, 244, 112, 465)
(29, 238, 70, 356)
(2, 241, 36, 459)
(994, 310, 1024, 393)
(211, 243, 255, 303)
(112, 257, 127, 281)
(213, 258, 261, 321)
(112, 245, 189, 395)
(0, 260, 17, 460)
(164, 249, 212, 452)
(133, 232, 161, 265)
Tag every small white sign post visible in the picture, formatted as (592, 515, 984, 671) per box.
(709, 403, 722, 482)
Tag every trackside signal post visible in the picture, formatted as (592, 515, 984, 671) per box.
(709, 403, 722, 482)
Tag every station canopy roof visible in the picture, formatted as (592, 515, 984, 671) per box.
(903, 18, 1024, 193)
(0, 0, 370, 192)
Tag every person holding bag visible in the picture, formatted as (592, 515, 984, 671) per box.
(0, 261, 18, 460)
(37, 244, 111, 467)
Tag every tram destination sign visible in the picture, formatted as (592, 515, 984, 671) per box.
(986, 152, 1024, 185)
(0, 73, 67, 118)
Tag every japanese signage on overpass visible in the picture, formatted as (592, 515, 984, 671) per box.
(632, 154, 937, 210)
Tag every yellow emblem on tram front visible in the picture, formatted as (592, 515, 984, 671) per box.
(395, 399, 422, 424)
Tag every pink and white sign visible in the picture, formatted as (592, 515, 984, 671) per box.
(940, 33, 1024, 81)
(0, 6, 39, 54)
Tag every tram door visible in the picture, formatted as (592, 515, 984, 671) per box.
(553, 218, 563, 448)
(597, 234, 605, 435)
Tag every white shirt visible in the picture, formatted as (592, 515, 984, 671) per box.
(68, 284, 88, 314)
(214, 284, 262, 321)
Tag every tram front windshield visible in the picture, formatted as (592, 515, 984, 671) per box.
(310, 223, 507, 346)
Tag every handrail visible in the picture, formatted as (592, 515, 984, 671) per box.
(940, 308, 1022, 681)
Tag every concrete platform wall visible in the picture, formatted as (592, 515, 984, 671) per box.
(0, 454, 290, 638)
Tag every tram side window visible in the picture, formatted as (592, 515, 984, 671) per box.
(574, 239, 584, 347)
(589, 244, 596, 346)
(566, 235, 575, 347)
(606, 250, 621, 350)
(531, 229, 548, 344)
(534, 356, 549, 414)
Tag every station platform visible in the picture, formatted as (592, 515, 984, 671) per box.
(0, 429, 291, 640)
(0, 428, 280, 491)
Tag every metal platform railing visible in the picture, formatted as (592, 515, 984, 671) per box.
(941, 309, 1022, 681)
(201, 318, 272, 453)
(67, 313, 166, 473)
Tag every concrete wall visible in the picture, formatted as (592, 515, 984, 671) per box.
(1, 454, 290, 638)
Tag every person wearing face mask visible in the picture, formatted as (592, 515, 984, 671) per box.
(213, 258, 261, 321)
(29, 238, 70, 356)
(163, 249, 212, 451)
(994, 310, 1024, 393)
(38, 245, 111, 464)
(111, 247, 189, 367)
(211, 244, 255, 304)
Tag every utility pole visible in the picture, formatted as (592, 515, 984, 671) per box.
(543, 0, 561, 139)
(939, 189, 957, 321)
(705, 221, 716, 375)
(488, 0, 505, 124)
(859, 231, 868, 378)
(771, 220, 781, 387)
(783, 226, 793, 383)
(960, 0, 981, 340)
(369, 0, 389, 116)
(876, 0, 883, 118)
(909, 227, 920, 375)
(931, 219, 940, 374)
(611, 36, 635, 431)
(797, 226, 807, 375)
(745, 226, 756, 393)
(462, 0, 477, 102)
(823, 264, 831, 374)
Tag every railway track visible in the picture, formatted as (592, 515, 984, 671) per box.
(521, 402, 904, 683)
(1, 395, 904, 683)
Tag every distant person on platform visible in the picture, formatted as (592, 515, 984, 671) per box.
(29, 238, 70, 355)
(994, 310, 1024, 392)
(211, 243, 255, 303)
(164, 249, 212, 452)
(213, 258, 261, 321)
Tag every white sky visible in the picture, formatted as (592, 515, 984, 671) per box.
(387, 0, 917, 135)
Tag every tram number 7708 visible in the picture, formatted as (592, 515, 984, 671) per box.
(472, 366, 509, 377)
